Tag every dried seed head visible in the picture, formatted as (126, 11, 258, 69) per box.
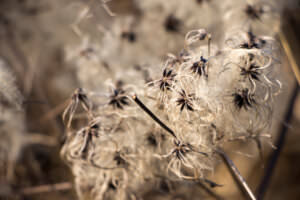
(190, 56, 208, 77)
(121, 31, 137, 43)
(240, 30, 266, 49)
(108, 87, 129, 109)
(240, 63, 260, 81)
(146, 132, 158, 147)
(176, 90, 194, 112)
(233, 89, 256, 110)
(164, 14, 181, 32)
(158, 68, 176, 91)
(244, 4, 264, 20)
(185, 29, 211, 46)
(62, 88, 93, 129)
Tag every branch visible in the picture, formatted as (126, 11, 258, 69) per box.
(216, 148, 256, 200)
(255, 83, 299, 200)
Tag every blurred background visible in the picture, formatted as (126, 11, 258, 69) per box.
(0, 0, 299, 199)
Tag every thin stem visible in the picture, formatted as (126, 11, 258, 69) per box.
(21, 182, 72, 195)
(255, 83, 299, 200)
(208, 35, 211, 57)
(39, 99, 69, 123)
(163, 175, 224, 200)
(201, 178, 223, 188)
(216, 148, 256, 200)
(132, 94, 177, 139)
(197, 181, 224, 200)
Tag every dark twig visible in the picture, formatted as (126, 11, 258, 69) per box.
(197, 181, 224, 200)
(176, 177, 224, 200)
(255, 83, 299, 200)
(216, 148, 256, 200)
(132, 95, 177, 139)
(158, 175, 224, 200)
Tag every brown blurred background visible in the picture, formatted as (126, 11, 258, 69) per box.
(0, 0, 299, 200)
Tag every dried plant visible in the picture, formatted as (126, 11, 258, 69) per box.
(60, 1, 284, 200)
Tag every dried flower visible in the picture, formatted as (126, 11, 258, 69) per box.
(158, 68, 177, 92)
(190, 56, 208, 77)
(233, 88, 256, 110)
(176, 90, 194, 112)
(108, 87, 129, 109)
(62, 88, 93, 128)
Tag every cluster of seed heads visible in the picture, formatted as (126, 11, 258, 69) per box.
(61, 1, 281, 199)
(61, 28, 279, 200)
